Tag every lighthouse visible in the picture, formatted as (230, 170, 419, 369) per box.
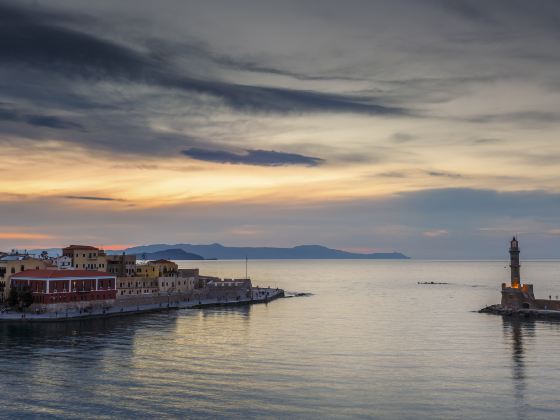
(501, 237, 534, 309)
(509, 236, 520, 288)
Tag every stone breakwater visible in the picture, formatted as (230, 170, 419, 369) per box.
(479, 304, 560, 319)
(0, 287, 284, 323)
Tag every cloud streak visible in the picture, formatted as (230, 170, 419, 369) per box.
(63, 196, 120, 202)
(182, 148, 324, 167)
(0, 103, 84, 130)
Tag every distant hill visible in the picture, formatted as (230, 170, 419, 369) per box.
(140, 248, 204, 260)
(124, 243, 409, 260)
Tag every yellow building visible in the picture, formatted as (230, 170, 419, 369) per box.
(135, 264, 159, 278)
(0, 254, 49, 301)
(148, 259, 178, 276)
(116, 276, 159, 297)
(62, 245, 107, 271)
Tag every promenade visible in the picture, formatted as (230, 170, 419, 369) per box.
(0, 287, 284, 322)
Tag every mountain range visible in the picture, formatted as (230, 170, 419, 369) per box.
(26, 243, 409, 260)
(140, 248, 204, 260)
(123, 243, 409, 260)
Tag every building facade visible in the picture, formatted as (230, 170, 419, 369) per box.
(148, 259, 179, 276)
(116, 276, 159, 297)
(135, 264, 159, 278)
(11, 270, 117, 311)
(62, 245, 107, 271)
(0, 254, 49, 301)
(54, 256, 73, 270)
(158, 275, 197, 294)
(205, 278, 252, 300)
(107, 253, 137, 277)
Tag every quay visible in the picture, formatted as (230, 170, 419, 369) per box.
(0, 287, 284, 323)
(480, 237, 560, 318)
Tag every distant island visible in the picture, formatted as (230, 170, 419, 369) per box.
(123, 243, 409, 260)
(139, 248, 204, 260)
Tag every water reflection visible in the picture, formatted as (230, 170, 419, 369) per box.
(502, 317, 535, 419)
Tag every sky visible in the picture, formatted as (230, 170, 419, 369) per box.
(1, 0, 560, 258)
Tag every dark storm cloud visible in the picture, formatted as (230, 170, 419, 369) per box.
(182, 148, 324, 167)
(0, 103, 84, 130)
(0, 1, 403, 116)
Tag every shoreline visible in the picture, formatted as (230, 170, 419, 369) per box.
(0, 287, 284, 323)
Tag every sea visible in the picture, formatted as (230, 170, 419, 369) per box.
(2, 259, 560, 419)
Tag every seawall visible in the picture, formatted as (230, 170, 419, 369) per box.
(0, 287, 285, 323)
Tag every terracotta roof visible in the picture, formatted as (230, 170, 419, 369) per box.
(63, 245, 99, 251)
(12, 270, 114, 279)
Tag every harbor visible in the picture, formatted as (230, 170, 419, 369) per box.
(0, 245, 285, 323)
(480, 237, 560, 318)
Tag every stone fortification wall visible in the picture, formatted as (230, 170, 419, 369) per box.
(534, 299, 560, 311)
(30, 299, 116, 314)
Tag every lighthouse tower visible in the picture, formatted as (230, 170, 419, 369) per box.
(509, 236, 520, 288)
(501, 237, 534, 309)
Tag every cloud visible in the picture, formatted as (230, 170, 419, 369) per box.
(426, 170, 463, 179)
(182, 148, 324, 166)
(0, 1, 405, 116)
(391, 132, 415, 143)
(63, 196, 119, 202)
(0, 103, 84, 130)
(0, 232, 52, 240)
(422, 229, 448, 237)
(466, 111, 560, 125)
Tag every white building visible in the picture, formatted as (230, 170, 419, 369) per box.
(54, 256, 73, 270)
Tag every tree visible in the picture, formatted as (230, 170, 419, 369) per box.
(7, 287, 18, 307)
(6, 286, 34, 310)
(20, 286, 34, 308)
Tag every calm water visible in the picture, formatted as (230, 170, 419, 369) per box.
(2, 260, 560, 419)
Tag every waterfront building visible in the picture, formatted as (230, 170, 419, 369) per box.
(206, 278, 252, 300)
(0, 254, 48, 301)
(158, 275, 197, 294)
(135, 264, 159, 278)
(62, 245, 107, 271)
(148, 259, 179, 276)
(116, 276, 159, 297)
(11, 270, 116, 311)
(135, 259, 178, 278)
(107, 253, 137, 277)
